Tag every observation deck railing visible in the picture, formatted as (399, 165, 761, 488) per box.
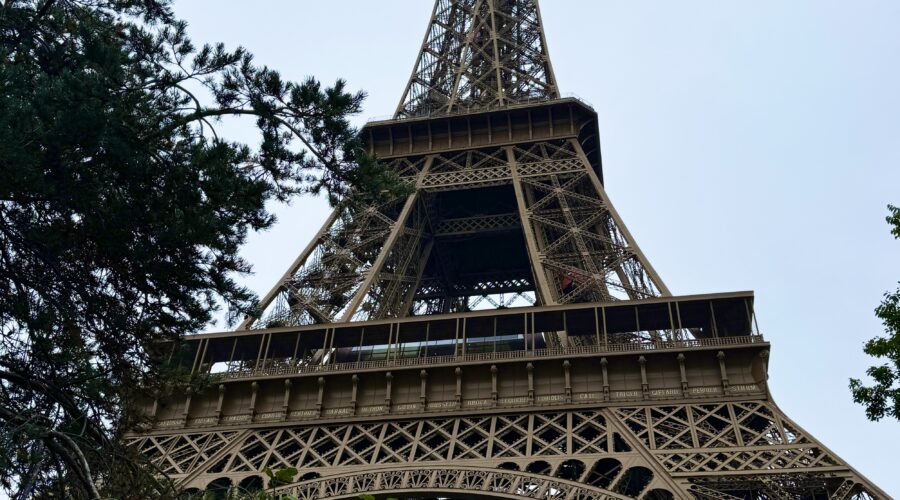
(218, 334, 766, 381)
(365, 93, 595, 124)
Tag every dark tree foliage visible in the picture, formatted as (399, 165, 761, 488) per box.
(0, 0, 403, 497)
(850, 205, 900, 422)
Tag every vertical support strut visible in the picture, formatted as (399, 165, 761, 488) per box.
(239, 209, 340, 329)
(340, 158, 434, 321)
(340, 194, 419, 321)
(397, 0, 559, 118)
(569, 138, 672, 297)
(507, 146, 556, 306)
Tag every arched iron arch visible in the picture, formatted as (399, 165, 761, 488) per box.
(237, 475, 265, 492)
(271, 465, 633, 500)
(204, 477, 233, 500)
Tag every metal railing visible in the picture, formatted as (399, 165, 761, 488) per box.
(365, 93, 595, 124)
(219, 334, 766, 381)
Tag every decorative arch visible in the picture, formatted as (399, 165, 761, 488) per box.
(526, 459, 553, 475)
(271, 465, 633, 500)
(204, 477, 232, 500)
(237, 475, 264, 492)
(643, 489, 675, 500)
(586, 458, 623, 489)
(614, 466, 653, 497)
(555, 459, 587, 481)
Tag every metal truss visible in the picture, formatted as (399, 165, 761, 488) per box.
(411, 273, 536, 315)
(434, 213, 520, 236)
(689, 477, 877, 500)
(509, 140, 670, 310)
(244, 157, 429, 329)
(272, 466, 633, 500)
(244, 199, 406, 328)
(420, 147, 512, 191)
(248, 137, 670, 328)
(347, 197, 433, 321)
(614, 401, 846, 474)
(132, 401, 882, 498)
(397, 0, 558, 118)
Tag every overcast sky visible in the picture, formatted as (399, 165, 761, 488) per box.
(174, 1, 900, 494)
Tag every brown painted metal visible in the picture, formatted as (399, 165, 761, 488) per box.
(133, 1, 889, 498)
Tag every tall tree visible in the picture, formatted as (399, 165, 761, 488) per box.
(850, 205, 900, 421)
(0, 0, 402, 497)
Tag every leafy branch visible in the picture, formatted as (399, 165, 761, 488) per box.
(850, 205, 900, 421)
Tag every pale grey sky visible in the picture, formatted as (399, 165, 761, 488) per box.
(175, 1, 900, 494)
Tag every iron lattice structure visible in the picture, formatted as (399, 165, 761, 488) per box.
(396, 0, 558, 117)
(129, 1, 889, 499)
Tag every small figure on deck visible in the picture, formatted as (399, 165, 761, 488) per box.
(561, 272, 577, 295)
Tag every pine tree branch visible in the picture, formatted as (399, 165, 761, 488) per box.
(0, 407, 100, 499)
(162, 107, 332, 167)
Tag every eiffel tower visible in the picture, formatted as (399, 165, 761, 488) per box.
(129, 1, 889, 498)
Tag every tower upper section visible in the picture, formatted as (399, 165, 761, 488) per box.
(396, 0, 559, 118)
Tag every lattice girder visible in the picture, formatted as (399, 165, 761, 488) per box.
(398, 0, 558, 118)
(132, 402, 883, 499)
(245, 199, 408, 328)
(509, 140, 668, 309)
